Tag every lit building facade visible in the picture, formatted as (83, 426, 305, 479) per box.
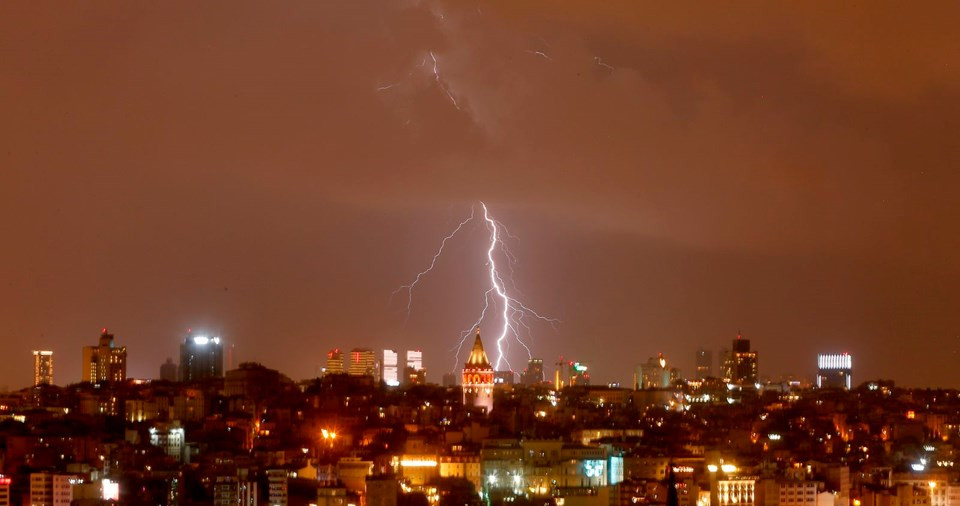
(82, 329, 127, 384)
(33, 351, 54, 386)
(817, 353, 853, 390)
(462, 328, 494, 414)
(406, 350, 423, 371)
(326, 349, 344, 374)
(149, 422, 187, 462)
(382, 349, 400, 386)
(29, 473, 78, 506)
(479, 439, 623, 498)
(348, 348, 376, 378)
(638, 353, 677, 389)
(405, 350, 425, 385)
(731, 334, 758, 385)
(179, 332, 223, 382)
(0, 475, 9, 506)
(716, 478, 756, 506)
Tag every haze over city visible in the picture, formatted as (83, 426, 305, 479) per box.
(3, 1, 960, 389)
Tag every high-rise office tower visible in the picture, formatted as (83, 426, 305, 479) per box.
(33, 351, 53, 386)
(521, 358, 545, 386)
(160, 358, 178, 382)
(730, 333, 759, 385)
(348, 348, 376, 377)
(326, 349, 344, 374)
(719, 347, 733, 381)
(404, 349, 425, 385)
(82, 329, 127, 384)
(179, 332, 223, 382)
(817, 353, 852, 390)
(638, 354, 672, 389)
(462, 328, 494, 414)
(382, 349, 400, 387)
(406, 350, 423, 370)
(695, 348, 713, 380)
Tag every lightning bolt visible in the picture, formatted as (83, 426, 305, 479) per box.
(392, 206, 475, 320)
(429, 51, 461, 110)
(395, 202, 559, 373)
(594, 56, 615, 71)
(525, 50, 552, 60)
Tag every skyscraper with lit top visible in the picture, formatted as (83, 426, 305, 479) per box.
(462, 328, 494, 414)
(817, 353, 852, 390)
(179, 331, 223, 382)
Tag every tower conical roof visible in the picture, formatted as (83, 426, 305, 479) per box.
(466, 327, 491, 368)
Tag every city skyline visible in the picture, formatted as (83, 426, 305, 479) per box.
(16, 323, 861, 392)
(3, 2, 960, 389)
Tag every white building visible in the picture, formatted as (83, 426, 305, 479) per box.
(383, 350, 400, 387)
(29, 473, 78, 506)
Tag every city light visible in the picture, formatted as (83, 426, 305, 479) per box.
(103, 479, 120, 500)
(400, 459, 438, 467)
(721, 464, 737, 473)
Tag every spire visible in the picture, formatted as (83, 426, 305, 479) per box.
(467, 327, 491, 367)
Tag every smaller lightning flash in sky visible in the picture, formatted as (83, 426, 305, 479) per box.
(429, 51, 461, 110)
(394, 202, 558, 372)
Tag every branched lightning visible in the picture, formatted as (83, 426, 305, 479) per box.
(392, 207, 475, 320)
(395, 202, 559, 373)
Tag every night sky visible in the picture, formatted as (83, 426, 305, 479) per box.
(2, 1, 959, 389)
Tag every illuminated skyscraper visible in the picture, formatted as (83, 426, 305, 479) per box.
(730, 333, 758, 385)
(348, 348, 376, 377)
(382, 349, 400, 387)
(695, 348, 713, 380)
(521, 358, 545, 386)
(82, 329, 127, 384)
(179, 332, 223, 382)
(33, 351, 53, 386)
(817, 353, 852, 390)
(326, 349, 344, 374)
(404, 349, 425, 385)
(462, 328, 494, 414)
(638, 354, 672, 389)
(406, 350, 423, 371)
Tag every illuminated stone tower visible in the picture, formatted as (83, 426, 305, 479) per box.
(462, 328, 494, 414)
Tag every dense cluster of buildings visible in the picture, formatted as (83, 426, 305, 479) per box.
(12, 327, 948, 506)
